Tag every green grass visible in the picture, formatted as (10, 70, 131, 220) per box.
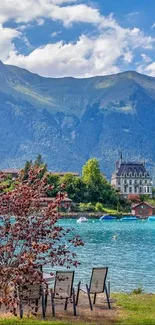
(0, 320, 81, 325)
(102, 207, 126, 216)
(115, 293, 155, 325)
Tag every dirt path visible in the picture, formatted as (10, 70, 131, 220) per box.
(0, 293, 118, 324)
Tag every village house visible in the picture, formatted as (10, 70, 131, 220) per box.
(1, 169, 20, 179)
(38, 195, 73, 212)
(111, 160, 152, 198)
(0, 169, 79, 179)
(132, 201, 155, 218)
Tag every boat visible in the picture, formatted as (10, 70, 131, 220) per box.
(148, 216, 155, 221)
(77, 217, 88, 223)
(100, 215, 117, 220)
(121, 216, 138, 221)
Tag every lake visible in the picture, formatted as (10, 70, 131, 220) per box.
(45, 219, 155, 293)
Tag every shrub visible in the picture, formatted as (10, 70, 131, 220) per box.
(132, 287, 143, 294)
(79, 202, 95, 212)
(95, 202, 104, 211)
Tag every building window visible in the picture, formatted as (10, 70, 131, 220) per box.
(135, 180, 137, 185)
(147, 187, 150, 193)
(145, 179, 147, 184)
(129, 179, 132, 185)
(139, 187, 142, 193)
(124, 186, 127, 193)
(124, 179, 127, 185)
(139, 180, 142, 185)
(118, 179, 120, 185)
(135, 187, 137, 193)
(129, 187, 132, 193)
(144, 187, 146, 193)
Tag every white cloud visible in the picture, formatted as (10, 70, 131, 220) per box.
(151, 23, 155, 28)
(144, 62, 155, 76)
(51, 31, 62, 37)
(141, 53, 152, 63)
(17, 24, 32, 31)
(5, 22, 155, 78)
(138, 62, 155, 77)
(5, 36, 120, 77)
(125, 12, 139, 19)
(37, 18, 45, 26)
(127, 28, 154, 49)
(0, 1, 101, 26)
(0, 24, 19, 61)
(51, 0, 77, 3)
(0, 0, 155, 78)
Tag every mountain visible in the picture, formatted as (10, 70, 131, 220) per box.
(0, 60, 155, 179)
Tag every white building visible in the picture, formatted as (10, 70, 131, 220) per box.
(111, 161, 152, 197)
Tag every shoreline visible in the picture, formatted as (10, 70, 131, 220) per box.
(61, 212, 132, 219)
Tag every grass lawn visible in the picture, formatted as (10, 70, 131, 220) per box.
(116, 293, 155, 325)
(1, 294, 155, 325)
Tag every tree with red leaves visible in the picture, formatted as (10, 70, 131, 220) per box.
(128, 194, 141, 203)
(0, 166, 83, 311)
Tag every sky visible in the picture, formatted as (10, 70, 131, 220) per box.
(1, 0, 155, 78)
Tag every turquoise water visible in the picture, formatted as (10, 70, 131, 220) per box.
(46, 219, 155, 293)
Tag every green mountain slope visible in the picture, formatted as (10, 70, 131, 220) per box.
(0, 60, 155, 178)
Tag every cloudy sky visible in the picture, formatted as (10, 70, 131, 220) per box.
(1, 0, 155, 78)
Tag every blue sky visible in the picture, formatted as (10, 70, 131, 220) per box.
(1, 0, 155, 77)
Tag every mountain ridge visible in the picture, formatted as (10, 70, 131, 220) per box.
(0, 61, 155, 178)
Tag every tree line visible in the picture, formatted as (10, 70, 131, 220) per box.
(21, 155, 128, 211)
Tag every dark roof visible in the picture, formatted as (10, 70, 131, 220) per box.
(132, 201, 155, 209)
(116, 162, 149, 177)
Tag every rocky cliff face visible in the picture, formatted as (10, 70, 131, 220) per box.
(0, 61, 155, 178)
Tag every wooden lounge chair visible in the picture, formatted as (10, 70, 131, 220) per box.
(50, 271, 76, 317)
(17, 283, 46, 319)
(76, 267, 111, 310)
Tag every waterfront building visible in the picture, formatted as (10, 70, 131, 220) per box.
(111, 160, 152, 198)
(1, 169, 20, 178)
(132, 201, 155, 218)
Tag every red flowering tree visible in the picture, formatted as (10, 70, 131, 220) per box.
(128, 194, 141, 204)
(0, 167, 83, 310)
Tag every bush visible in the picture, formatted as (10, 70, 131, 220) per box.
(95, 202, 104, 212)
(79, 202, 95, 212)
(132, 287, 143, 294)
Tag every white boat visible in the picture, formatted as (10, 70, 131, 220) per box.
(77, 217, 88, 223)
